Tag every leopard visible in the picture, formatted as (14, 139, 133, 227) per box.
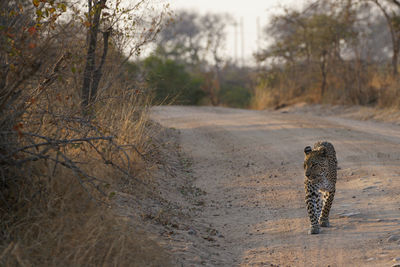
(303, 141, 337, 234)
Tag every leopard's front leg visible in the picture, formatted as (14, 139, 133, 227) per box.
(319, 190, 335, 227)
(305, 181, 320, 234)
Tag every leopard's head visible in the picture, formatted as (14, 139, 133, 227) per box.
(303, 145, 327, 180)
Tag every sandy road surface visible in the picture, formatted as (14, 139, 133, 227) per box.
(151, 106, 400, 266)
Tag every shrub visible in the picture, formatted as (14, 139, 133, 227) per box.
(143, 55, 205, 105)
(219, 85, 252, 108)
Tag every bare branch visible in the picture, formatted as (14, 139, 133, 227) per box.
(7, 135, 114, 157)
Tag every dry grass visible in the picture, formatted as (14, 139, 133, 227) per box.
(1, 177, 170, 267)
(0, 75, 172, 266)
(250, 87, 278, 110)
(250, 64, 400, 111)
(371, 74, 400, 108)
(251, 84, 319, 110)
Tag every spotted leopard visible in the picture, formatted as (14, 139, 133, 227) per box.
(303, 141, 337, 234)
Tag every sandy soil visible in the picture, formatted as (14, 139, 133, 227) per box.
(148, 106, 400, 267)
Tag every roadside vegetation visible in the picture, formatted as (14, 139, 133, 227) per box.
(0, 0, 172, 265)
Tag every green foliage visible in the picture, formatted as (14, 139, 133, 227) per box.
(143, 55, 205, 105)
(219, 85, 251, 108)
(216, 64, 253, 108)
(32, 0, 67, 24)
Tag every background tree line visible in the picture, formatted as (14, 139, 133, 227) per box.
(141, 0, 400, 110)
(252, 0, 400, 109)
(132, 10, 254, 108)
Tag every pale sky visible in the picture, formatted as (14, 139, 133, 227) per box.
(171, 0, 306, 64)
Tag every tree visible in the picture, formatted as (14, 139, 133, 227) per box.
(370, 0, 400, 76)
(156, 11, 233, 105)
(157, 11, 203, 66)
(200, 13, 233, 105)
(80, 0, 167, 111)
(81, 0, 109, 110)
(257, 1, 358, 100)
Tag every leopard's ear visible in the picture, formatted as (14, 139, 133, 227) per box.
(304, 146, 312, 155)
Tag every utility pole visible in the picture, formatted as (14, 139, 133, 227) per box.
(240, 17, 245, 67)
(234, 20, 238, 64)
(256, 16, 260, 54)
(256, 16, 261, 69)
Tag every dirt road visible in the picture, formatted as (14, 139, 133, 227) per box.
(150, 106, 400, 266)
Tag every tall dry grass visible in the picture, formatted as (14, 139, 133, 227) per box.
(370, 73, 400, 108)
(251, 67, 321, 110)
(0, 74, 172, 266)
(250, 62, 400, 111)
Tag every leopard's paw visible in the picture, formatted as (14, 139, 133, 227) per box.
(308, 225, 320, 234)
